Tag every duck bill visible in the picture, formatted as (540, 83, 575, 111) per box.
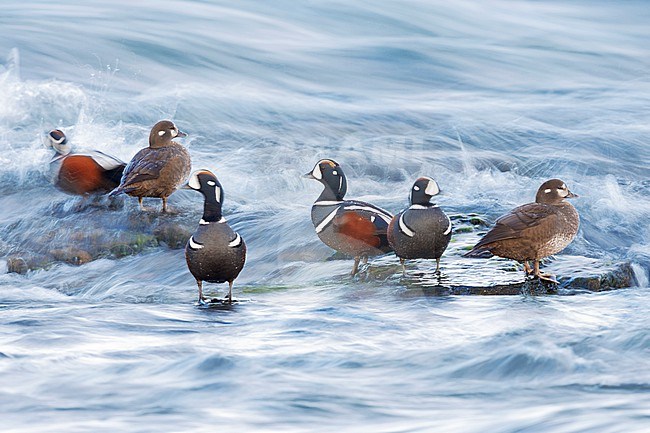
(176, 130, 188, 138)
(567, 191, 578, 198)
(180, 181, 192, 190)
(303, 172, 316, 179)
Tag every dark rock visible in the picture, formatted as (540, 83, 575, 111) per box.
(362, 253, 638, 295)
(153, 223, 191, 249)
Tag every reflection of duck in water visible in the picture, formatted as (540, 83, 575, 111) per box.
(46, 129, 126, 195)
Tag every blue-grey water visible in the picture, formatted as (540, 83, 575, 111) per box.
(1, 1, 649, 432)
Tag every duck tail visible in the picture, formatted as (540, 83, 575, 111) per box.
(463, 246, 493, 258)
(109, 186, 124, 197)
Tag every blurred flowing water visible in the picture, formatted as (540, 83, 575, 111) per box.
(1, 1, 649, 432)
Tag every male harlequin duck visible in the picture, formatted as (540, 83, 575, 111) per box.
(305, 159, 393, 276)
(110, 120, 191, 212)
(183, 169, 246, 304)
(387, 177, 452, 275)
(46, 129, 126, 195)
(464, 179, 579, 283)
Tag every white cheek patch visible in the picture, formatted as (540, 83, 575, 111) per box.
(207, 180, 216, 187)
(558, 188, 569, 197)
(413, 185, 420, 191)
(544, 188, 552, 194)
(312, 164, 323, 180)
(171, 128, 178, 137)
(425, 180, 440, 196)
(158, 130, 165, 136)
(188, 173, 201, 190)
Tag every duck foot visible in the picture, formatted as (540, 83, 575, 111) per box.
(533, 273, 558, 285)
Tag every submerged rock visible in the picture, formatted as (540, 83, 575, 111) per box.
(361, 253, 638, 295)
(0, 203, 641, 295)
(2, 198, 197, 274)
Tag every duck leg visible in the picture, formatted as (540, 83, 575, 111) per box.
(138, 197, 145, 211)
(351, 256, 361, 276)
(196, 279, 205, 303)
(400, 258, 406, 276)
(227, 281, 233, 304)
(162, 197, 168, 213)
(533, 260, 558, 284)
(435, 258, 441, 274)
(523, 261, 533, 276)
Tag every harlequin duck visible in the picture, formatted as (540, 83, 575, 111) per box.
(305, 159, 393, 276)
(387, 177, 452, 275)
(183, 169, 246, 304)
(464, 179, 579, 283)
(110, 120, 191, 212)
(46, 129, 126, 195)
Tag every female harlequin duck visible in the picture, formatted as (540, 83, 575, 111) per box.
(183, 169, 246, 304)
(305, 159, 393, 276)
(465, 179, 579, 283)
(387, 177, 452, 275)
(46, 129, 126, 195)
(110, 120, 191, 212)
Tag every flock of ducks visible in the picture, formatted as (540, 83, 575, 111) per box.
(45, 120, 580, 303)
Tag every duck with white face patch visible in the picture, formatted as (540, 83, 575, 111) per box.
(304, 159, 393, 276)
(464, 178, 580, 283)
(110, 120, 191, 212)
(45, 129, 126, 196)
(183, 169, 246, 304)
(387, 176, 452, 275)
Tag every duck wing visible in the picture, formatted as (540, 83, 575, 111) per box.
(475, 203, 557, 248)
(119, 148, 167, 188)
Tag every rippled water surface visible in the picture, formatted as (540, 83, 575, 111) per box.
(1, 1, 649, 432)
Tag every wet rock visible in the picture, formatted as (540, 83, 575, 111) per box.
(49, 248, 93, 265)
(363, 254, 638, 295)
(6, 254, 51, 274)
(107, 233, 159, 258)
(153, 222, 191, 249)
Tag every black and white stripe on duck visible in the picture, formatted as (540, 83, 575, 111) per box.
(305, 159, 393, 276)
(183, 169, 246, 304)
(388, 177, 452, 275)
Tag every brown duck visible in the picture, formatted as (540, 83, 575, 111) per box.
(110, 120, 191, 212)
(464, 179, 579, 283)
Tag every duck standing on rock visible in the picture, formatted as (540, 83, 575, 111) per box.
(464, 179, 580, 283)
(388, 177, 452, 275)
(46, 129, 126, 195)
(110, 120, 191, 212)
(183, 169, 246, 304)
(305, 159, 393, 276)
